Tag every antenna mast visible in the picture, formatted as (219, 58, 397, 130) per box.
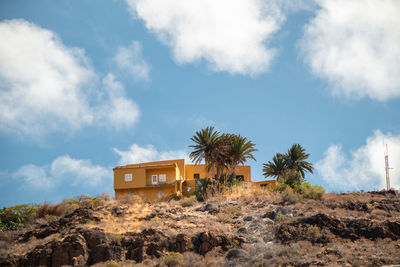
(384, 144, 393, 191)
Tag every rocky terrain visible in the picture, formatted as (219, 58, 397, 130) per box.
(1, 190, 400, 266)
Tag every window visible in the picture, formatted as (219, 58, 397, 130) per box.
(125, 174, 132, 182)
(236, 175, 244, 181)
(152, 175, 158, 185)
(159, 174, 166, 182)
(194, 173, 200, 180)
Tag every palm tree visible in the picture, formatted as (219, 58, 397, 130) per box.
(189, 126, 224, 179)
(263, 144, 314, 182)
(226, 134, 258, 177)
(262, 153, 286, 181)
(285, 144, 314, 178)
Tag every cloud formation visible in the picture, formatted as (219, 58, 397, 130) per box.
(301, 0, 400, 101)
(114, 41, 150, 81)
(126, 0, 285, 75)
(114, 143, 190, 165)
(316, 131, 400, 191)
(13, 155, 112, 190)
(0, 19, 139, 139)
(98, 74, 140, 130)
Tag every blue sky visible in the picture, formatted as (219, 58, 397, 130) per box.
(1, 0, 399, 207)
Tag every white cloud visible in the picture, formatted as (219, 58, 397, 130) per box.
(13, 155, 112, 190)
(114, 143, 190, 165)
(126, 0, 285, 75)
(316, 130, 400, 191)
(114, 41, 150, 81)
(301, 0, 400, 101)
(97, 74, 140, 130)
(0, 19, 140, 139)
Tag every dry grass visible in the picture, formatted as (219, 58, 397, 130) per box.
(35, 203, 63, 218)
(86, 200, 151, 234)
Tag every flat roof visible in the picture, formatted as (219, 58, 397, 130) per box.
(114, 163, 177, 170)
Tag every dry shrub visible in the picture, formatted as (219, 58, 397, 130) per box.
(223, 205, 243, 217)
(303, 185, 325, 200)
(35, 203, 62, 218)
(179, 195, 197, 207)
(118, 194, 143, 205)
(60, 199, 81, 215)
(163, 252, 184, 267)
(182, 252, 203, 267)
(99, 192, 111, 201)
(280, 187, 301, 204)
(107, 233, 122, 246)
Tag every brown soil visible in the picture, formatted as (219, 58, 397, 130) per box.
(1, 190, 399, 266)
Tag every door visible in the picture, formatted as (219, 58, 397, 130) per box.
(152, 175, 158, 185)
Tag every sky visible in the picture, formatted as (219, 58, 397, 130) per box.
(0, 0, 399, 207)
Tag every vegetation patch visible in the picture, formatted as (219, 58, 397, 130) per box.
(0, 203, 39, 231)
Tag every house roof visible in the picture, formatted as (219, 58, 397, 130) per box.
(113, 163, 177, 170)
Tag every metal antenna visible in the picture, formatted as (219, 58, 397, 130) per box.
(384, 144, 393, 191)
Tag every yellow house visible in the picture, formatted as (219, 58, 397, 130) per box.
(113, 159, 251, 200)
(253, 180, 278, 188)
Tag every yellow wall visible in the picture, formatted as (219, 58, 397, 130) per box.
(184, 164, 251, 182)
(115, 186, 176, 201)
(114, 159, 185, 189)
(254, 180, 278, 188)
(114, 168, 146, 189)
(145, 167, 176, 185)
(114, 159, 252, 200)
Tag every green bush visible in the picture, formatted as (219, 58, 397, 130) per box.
(303, 185, 325, 200)
(105, 259, 120, 267)
(163, 252, 184, 267)
(60, 199, 81, 215)
(84, 197, 104, 209)
(0, 203, 39, 231)
(193, 178, 211, 201)
(306, 225, 321, 241)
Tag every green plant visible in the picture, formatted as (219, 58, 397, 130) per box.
(0, 203, 39, 231)
(105, 259, 120, 267)
(263, 144, 313, 186)
(226, 236, 240, 249)
(151, 216, 161, 221)
(163, 252, 184, 267)
(84, 197, 104, 209)
(306, 225, 321, 241)
(303, 185, 325, 200)
(193, 178, 212, 201)
(60, 199, 81, 215)
(275, 213, 284, 223)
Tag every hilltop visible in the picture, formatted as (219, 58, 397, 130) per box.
(1, 189, 400, 266)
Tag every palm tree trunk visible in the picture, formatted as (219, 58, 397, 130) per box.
(227, 163, 237, 178)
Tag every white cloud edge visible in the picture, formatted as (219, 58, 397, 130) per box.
(0, 19, 140, 139)
(300, 0, 400, 101)
(316, 130, 400, 191)
(114, 41, 151, 81)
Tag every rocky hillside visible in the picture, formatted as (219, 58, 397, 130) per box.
(1, 190, 400, 266)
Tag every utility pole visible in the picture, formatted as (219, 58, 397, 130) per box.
(384, 144, 393, 191)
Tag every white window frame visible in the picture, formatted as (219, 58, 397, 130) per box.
(159, 174, 166, 182)
(151, 174, 158, 185)
(125, 173, 132, 182)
